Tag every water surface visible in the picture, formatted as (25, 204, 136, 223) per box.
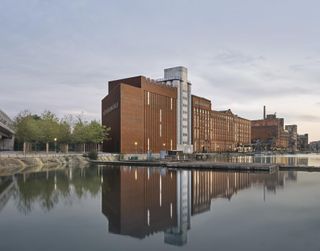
(0, 165, 319, 251)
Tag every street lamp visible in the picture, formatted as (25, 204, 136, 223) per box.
(134, 141, 138, 153)
(54, 138, 57, 153)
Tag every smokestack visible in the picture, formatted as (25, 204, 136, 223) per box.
(263, 105, 266, 119)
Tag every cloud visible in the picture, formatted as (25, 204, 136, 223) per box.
(290, 114, 320, 123)
(208, 50, 266, 66)
(1, 0, 320, 140)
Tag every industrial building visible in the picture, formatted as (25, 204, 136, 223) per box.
(102, 66, 251, 154)
(102, 66, 194, 154)
(192, 95, 251, 152)
(251, 106, 289, 151)
(102, 75, 177, 153)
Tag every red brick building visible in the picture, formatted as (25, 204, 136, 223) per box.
(251, 114, 289, 150)
(102, 68, 251, 154)
(192, 95, 251, 152)
(102, 76, 177, 153)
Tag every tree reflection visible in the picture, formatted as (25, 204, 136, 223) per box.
(13, 166, 102, 214)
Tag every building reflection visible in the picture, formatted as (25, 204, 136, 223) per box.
(102, 167, 178, 239)
(191, 170, 297, 215)
(101, 167, 297, 246)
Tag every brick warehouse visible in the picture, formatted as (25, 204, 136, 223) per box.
(192, 95, 251, 152)
(102, 75, 177, 153)
(102, 66, 251, 154)
(251, 111, 289, 150)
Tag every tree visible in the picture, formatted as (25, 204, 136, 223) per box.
(38, 111, 60, 153)
(72, 119, 109, 152)
(14, 111, 40, 154)
(14, 110, 110, 153)
(57, 120, 72, 153)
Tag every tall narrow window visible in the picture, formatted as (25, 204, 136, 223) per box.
(147, 138, 150, 151)
(170, 98, 173, 110)
(160, 124, 162, 137)
(160, 109, 162, 122)
(147, 92, 150, 105)
(170, 139, 173, 150)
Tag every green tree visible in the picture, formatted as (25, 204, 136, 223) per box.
(38, 111, 60, 153)
(72, 119, 109, 152)
(14, 110, 110, 153)
(57, 120, 72, 153)
(14, 111, 40, 153)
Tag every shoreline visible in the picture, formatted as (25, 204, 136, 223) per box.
(90, 159, 320, 172)
(0, 152, 319, 176)
(0, 154, 89, 176)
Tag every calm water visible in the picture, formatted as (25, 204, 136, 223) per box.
(211, 153, 320, 167)
(0, 165, 320, 251)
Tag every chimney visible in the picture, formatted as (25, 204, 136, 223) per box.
(263, 105, 266, 119)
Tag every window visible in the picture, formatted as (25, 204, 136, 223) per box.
(160, 109, 162, 122)
(147, 92, 150, 105)
(170, 98, 173, 110)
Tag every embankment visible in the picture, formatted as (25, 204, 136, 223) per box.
(0, 154, 89, 176)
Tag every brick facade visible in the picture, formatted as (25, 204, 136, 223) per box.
(102, 70, 252, 154)
(102, 76, 177, 153)
(192, 95, 251, 152)
(251, 114, 289, 150)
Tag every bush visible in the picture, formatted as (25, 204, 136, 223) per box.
(88, 150, 98, 160)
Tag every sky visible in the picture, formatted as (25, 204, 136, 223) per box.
(0, 0, 319, 141)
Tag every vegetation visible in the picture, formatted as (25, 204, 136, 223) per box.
(87, 150, 98, 160)
(14, 110, 109, 153)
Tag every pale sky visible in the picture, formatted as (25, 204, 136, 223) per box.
(0, 0, 319, 140)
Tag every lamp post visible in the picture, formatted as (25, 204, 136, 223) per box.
(134, 141, 138, 154)
(54, 138, 57, 154)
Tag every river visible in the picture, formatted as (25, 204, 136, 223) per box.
(0, 161, 320, 250)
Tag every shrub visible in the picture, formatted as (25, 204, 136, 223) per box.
(88, 150, 98, 160)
